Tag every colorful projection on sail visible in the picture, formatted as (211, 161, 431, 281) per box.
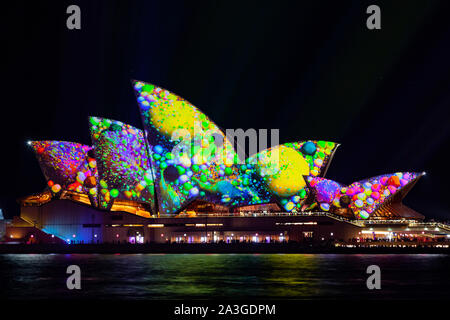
(89, 117, 156, 213)
(30, 141, 98, 206)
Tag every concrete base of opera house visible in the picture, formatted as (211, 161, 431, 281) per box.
(2, 199, 450, 249)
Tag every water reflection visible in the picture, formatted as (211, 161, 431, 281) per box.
(0, 254, 449, 299)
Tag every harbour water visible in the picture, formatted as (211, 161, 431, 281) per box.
(0, 253, 449, 300)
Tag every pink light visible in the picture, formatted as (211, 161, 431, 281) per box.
(116, 234, 119, 238)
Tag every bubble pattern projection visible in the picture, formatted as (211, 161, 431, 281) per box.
(144, 142, 271, 215)
(247, 141, 339, 213)
(133, 80, 244, 215)
(143, 139, 274, 214)
(143, 144, 193, 215)
(189, 159, 273, 208)
(28, 80, 424, 220)
(89, 117, 157, 212)
(133, 80, 237, 159)
(30, 141, 98, 206)
(307, 172, 421, 219)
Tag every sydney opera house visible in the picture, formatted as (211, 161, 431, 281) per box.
(5, 81, 449, 244)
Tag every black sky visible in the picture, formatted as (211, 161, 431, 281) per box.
(2, 0, 450, 219)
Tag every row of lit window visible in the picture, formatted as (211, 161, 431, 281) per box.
(106, 223, 225, 228)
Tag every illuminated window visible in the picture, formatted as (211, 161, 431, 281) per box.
(303, 231, 313, 238)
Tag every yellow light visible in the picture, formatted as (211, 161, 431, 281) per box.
(275, 222, 317, 226)
(361, 230, 390, 234)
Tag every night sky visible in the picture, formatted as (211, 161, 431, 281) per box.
(2, 1, 449, 219)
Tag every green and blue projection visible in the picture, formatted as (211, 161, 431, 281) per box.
(29, 80, 424, 219)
